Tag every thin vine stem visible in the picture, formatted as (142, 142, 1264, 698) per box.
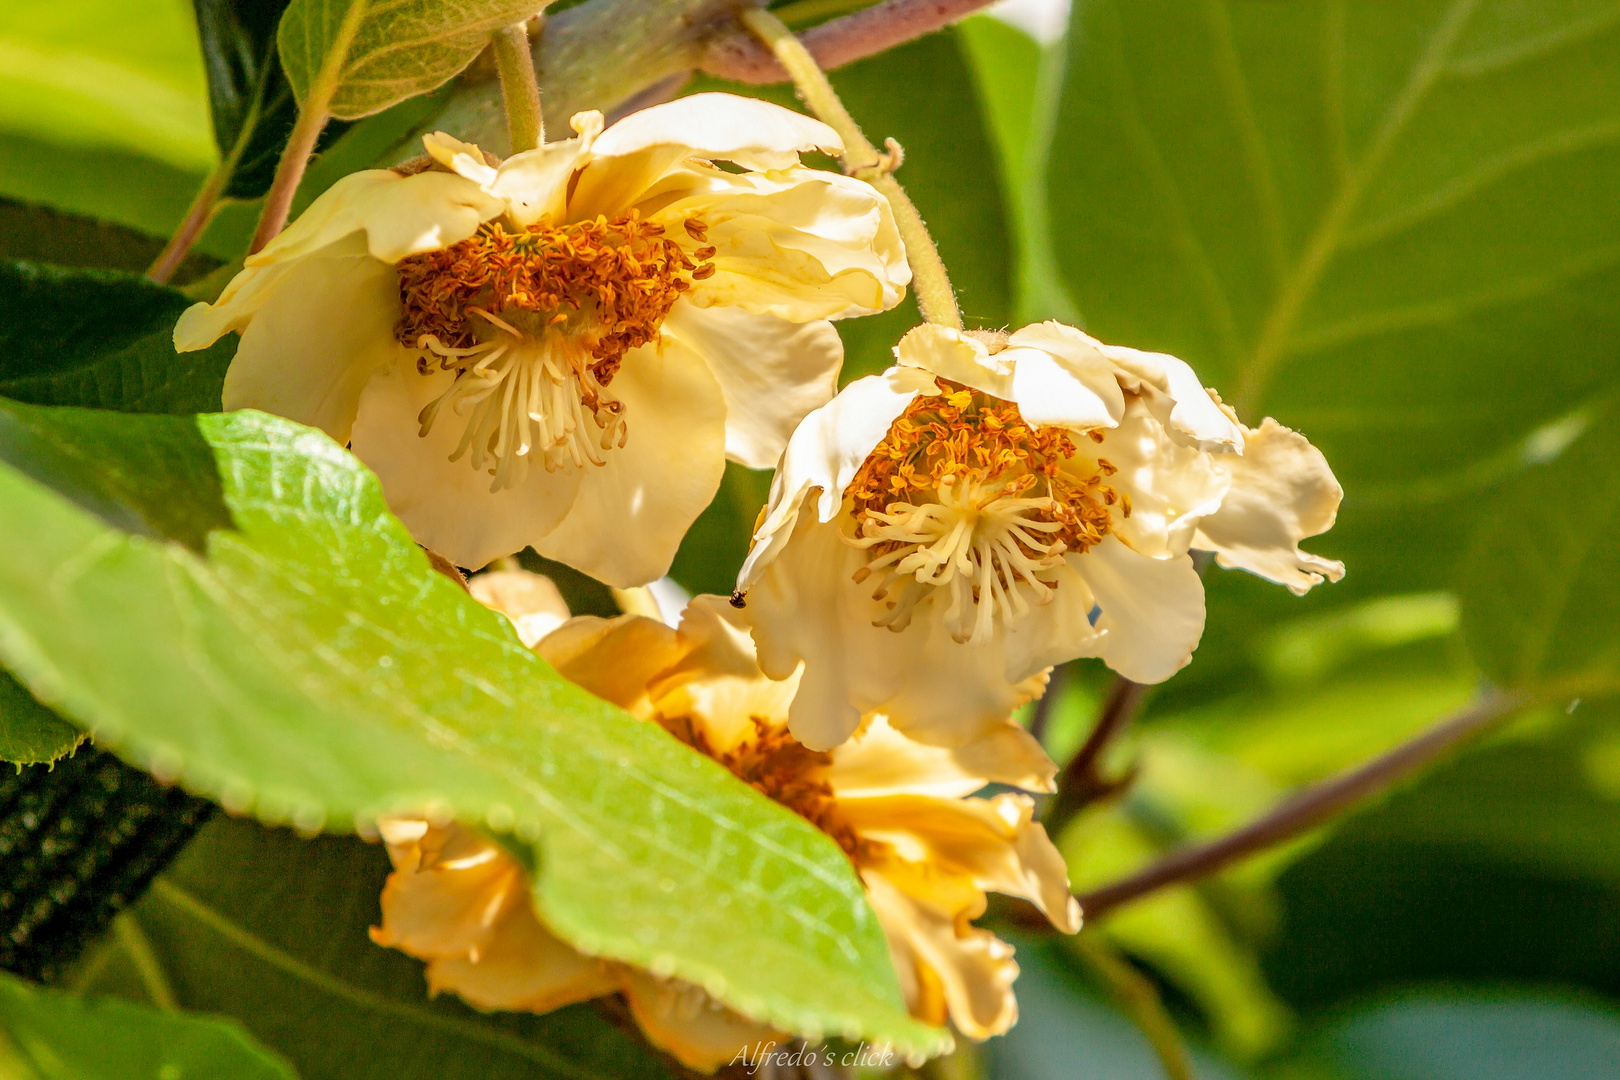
(493, 21, 544, 152)
(146, 161, 229, 285)
(738, 5, 961, 329)
(249, 103, 329, 255)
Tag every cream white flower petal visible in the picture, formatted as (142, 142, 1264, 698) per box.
(220, 235, 402, 444)
(894, 324, 1015, 401)
(829, 714, 1057, 800)
(1099, 343, 1243, 452)
(650, 166, 909, 321)
(1088, 396, 1230, 558)
(592, 92, 840, 170)
(659, 303, 842, 470)
(747, 517, 1041, 750)
(1194, 418, 1346, 595)
(469, 570, 571, 649)
(533, 339, 728, 588)
(1074, 536, 1206, 684)
(422, 130, 497, 186)
(536, 613, 682, 720)
(350, 360, 585, 570)
(1006, 346, 1121, 432)
(862, 870, 1019, 1040)
(488, 129, 597, 227)
(844, 794, 1080, 933)
(738, 367, 936, 591)
(248, 167, 504, 267)
(620, 971, 781, 1074)
(1006, 322, 1128, 430)
(991, 560, 1105, 684)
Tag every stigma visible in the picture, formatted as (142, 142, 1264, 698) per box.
(394, 213, 714, 490)
(846, 384, 1128, 644)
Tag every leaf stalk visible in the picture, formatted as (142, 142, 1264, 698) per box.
(738, 5, 961, 329)
(493, 20, 544, 153)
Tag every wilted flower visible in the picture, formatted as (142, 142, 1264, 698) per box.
(371, 575, 1078, 1066)
(735, 322, 1344, 749)
(175, 94, 909, 584)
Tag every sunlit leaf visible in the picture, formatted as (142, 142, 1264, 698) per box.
(278, 0, 546, 120)
(0, 969, 296, 1080)
(0, 668, 81, 766)
(0, 400, 945, 1057)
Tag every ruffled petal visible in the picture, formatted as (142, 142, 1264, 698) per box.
(1005, 322, 1127, 431)
(659, 304, 842, 471)
(219, 233, 403, 443)
(423, 905, 616, 1015)
(746, 515, 1040, 750)
(485, 114, 601, 227)
(646, 166, 909, 321)
(650, 595, 797, 752)
(1072, 536, 1206, 684)
(1088, 396, 1229, 558)
(828, 714, 1057, 799)
(894, 324, 1015, 401)
(1098, 341, 1243, 452)
(350, 358, 585, 570)
(248, 167, 504, 267)
(1194, 418, 1346, 595)
(619, 971, 783, 1073)
(533, 338, 728, 588)
(738, 367, 936, 591)
(862, 870, 1019, 1040)
(469, 570, 571, 648)
(535, 613, 682, 719)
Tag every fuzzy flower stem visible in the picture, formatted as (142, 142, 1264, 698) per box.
(249, 104, 329, 255)
(738, 5, 961, 329)
(146, 160, 228, 284)
(493, 20, 544, 152)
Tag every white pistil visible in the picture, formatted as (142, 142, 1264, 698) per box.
(851, 476, 1069, 644)
(415, 308, 627, 492)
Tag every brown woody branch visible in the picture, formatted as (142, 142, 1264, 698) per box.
(701, 0, 1001, 82)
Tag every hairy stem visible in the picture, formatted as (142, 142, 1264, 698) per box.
(1071, 934, 1193, 1080)
(739, 5, 961, 328)
(249, 105, 329, 254)
(493, 21, 544, 152)
(1074, 691, 1520, 921)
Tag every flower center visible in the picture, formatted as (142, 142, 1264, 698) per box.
(663, 715, 862, 859)
(394, 214, 715, 490)
(846, 383, 1128, 644)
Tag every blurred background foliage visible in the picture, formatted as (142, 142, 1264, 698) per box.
(1, 0, 1618, 1077)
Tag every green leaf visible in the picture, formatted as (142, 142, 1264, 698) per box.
(0, 198, 217, 280)
(1277, 990, 1620, 1080)
(194, 0, 351, 201)
(0, 969, 296, 1080)
(79, 816, 680, 1080)
(0, 400, 945, 1057)
(1460, 399, 1620, 698)
(278, 0, 547, 121)
(1045, 0, 1620, 597)
(0, 667, 81, 766)
(0, 0, 215, 172)
(0, 134, 205, 244)
(0, 261, 232, 414)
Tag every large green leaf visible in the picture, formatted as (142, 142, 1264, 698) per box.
(1460, 399, 1620, 698)
(0, 970, 296, 1080)
(0, 667, 81, 766)
(0, 0, 214, 172)
(79, 817, 679, 1080)
(278, 0, 546, 121)
(0, 400, 944, 1056)
(0, 261, 232, 414)
(1046, 0, 1620, 603)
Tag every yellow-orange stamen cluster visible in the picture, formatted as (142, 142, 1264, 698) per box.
(850, 382, 1126, 558)
(663, 715, 862, 860)
(396, 214, 715, 384)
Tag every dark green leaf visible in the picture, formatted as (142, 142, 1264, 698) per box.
(0, 667, 81, 766)
(0, 199, 217, 281)
(0, 969, 296, 1080)
(0, 401, 944, 1055)
(1460, 400, 1620, 698)
(1046, 0, 1620, 604)
(0, 135, 204, 245)
(0, 262, 232, 414)
(80, 817, 678, 1080)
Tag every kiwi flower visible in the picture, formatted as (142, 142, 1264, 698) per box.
(174, 94, 909, 584)
(735, 322, 1345, 749)
(371, 575, 1078, 1068)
